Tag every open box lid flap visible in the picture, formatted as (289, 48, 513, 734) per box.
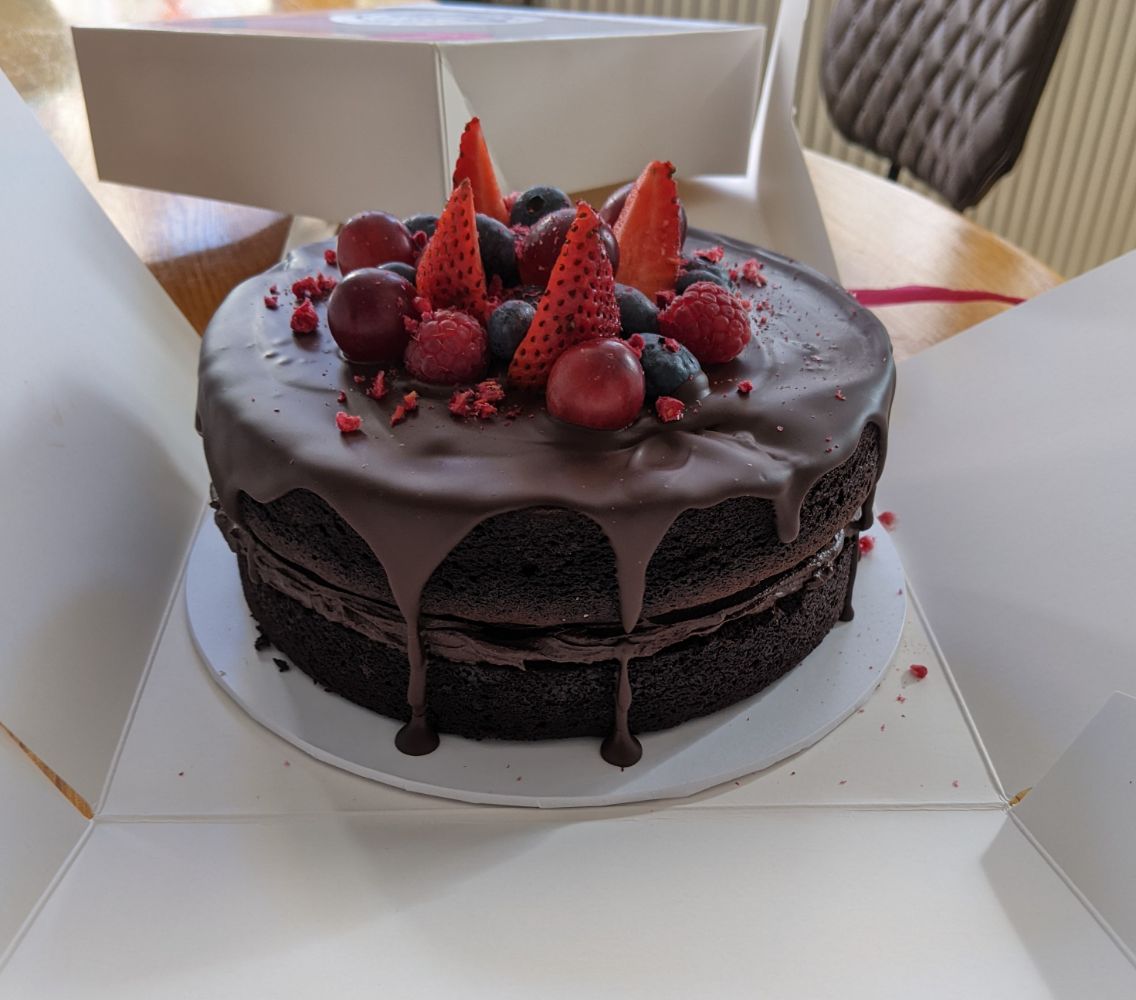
(0, 74, 207, 810)
(1012, 693, 1136, 962)
(875, 251, 1136, 798)
(72, 6, 764, 222)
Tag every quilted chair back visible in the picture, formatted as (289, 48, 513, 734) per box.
(822, 0, 1075, 210)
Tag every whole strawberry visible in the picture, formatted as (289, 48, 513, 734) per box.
(658, 282, 751, 364)
(404, 310, 488, 385)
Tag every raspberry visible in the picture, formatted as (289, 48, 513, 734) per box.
(405, 310, 488, 385)
(659, 282, 751, 364)
(290, 300, 318, 334)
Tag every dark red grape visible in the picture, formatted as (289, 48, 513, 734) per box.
(546, 339, 645, 430)
(599, 183, 688, 244)
(517, 208, 620, 287)
(326, 268, 415, 364)
(337, 212, 416, 275)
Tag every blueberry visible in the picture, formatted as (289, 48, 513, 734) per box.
(379, 261, 417, 284)
(510, 186, 572, 228)
(614, 283, 658, 335)
(681, 259, 730, 282)
(403, 213, 437, 240)
(677, 269, 731, 294)
(488, 300, 535, 362)
(476, 215, 520, 286)
(636, 333, 701, 400)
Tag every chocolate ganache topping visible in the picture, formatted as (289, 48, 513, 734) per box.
(197, 229, 895, 762)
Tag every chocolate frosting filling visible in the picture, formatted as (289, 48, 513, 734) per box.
(197, 230, 895, 763)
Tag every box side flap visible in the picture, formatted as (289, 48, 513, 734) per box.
(0, 733, 88, 961)
(73, 28, 446, 220)
(436, 30, 763, 190)
(1013, 693, 1136, 964)
(0, 73, 206, 807)
(875, 252, 1136, 795)
(678, 0, 837, 278)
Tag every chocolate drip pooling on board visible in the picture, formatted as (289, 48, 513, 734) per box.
(197, 230, 895, 767)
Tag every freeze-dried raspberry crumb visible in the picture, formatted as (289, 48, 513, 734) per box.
(656, 396, 685, 422)
(336, 390, 346, 403)
(473, 399, 497, 420)
(878, 510, 897, 529)
(741, 258, 766, 286)
(353, 375, 367, 384)
(449, 388, 475, 417)
(952, 780, 960, 788)
(403, 314, 420, 335)
(835, 388, 846, 401)
(728, 267, 740, 281)
(413, 296, 432, 316)
(317, 273, 338, 298)
(476, 379, 505, 403)
(324, 248, 338, 266)
(366, 371, 388, 400)
(909, 664, 929, 680)
(264, 295, 279, 310)
(858, 535, 875, 555)
(627, 333, 645, 358)
(389, 404, 408, 427)
(269, 284, 279, 295)
(335, 411, 361, 433)
(291, 300, 318, 334)
(656, 289, 676, 308)
(292, 275, 320, 300)
(694, 245, 725, 263)
(502, 404, 523, 420)
(776, 424, 784, 432)
(737, 380, 754, 395)
(662, 337, 681, 353)
(896, 694, 907, 703)
(402, 390, 419, 412)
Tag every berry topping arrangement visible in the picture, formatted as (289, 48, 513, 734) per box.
(309, 117, 763, 432)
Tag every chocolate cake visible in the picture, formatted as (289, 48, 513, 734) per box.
(196, 140, 894, 767)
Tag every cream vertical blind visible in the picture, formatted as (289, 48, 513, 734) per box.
(527, 0, 1136, 277)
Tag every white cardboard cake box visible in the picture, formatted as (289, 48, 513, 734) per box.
(71, 3, 765, 223)
(3, 52, 1136, 1000)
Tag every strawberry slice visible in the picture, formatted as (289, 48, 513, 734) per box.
(508, 202, 621, 390)
(611, 160, 682, 298)
(452, 117, 509, 224)
(416, 178, 489, 322)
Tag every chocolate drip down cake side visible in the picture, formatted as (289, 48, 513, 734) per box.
(196, 121, 895, 768)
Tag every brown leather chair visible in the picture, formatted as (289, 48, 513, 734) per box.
(821, 0, 1075, 210)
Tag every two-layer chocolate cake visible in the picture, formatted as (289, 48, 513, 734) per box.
(196, 122, 895, 766)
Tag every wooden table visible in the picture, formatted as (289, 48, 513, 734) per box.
(4, 0, 1062, 360)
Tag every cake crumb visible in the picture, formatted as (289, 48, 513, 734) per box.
(273, 658, 291, 673)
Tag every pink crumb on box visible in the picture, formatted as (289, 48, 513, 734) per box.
(858, 536, 875, 556)
(324, 248, 338, 266)
(263, 295, 279, 310)
(878, 510, 898, 529)
(909, 664, 929, 680)
(335, 411, 361, 434)
(290, 300, 318, 334)
(694, 245, 725, 263)
(737, 380, 754, 395)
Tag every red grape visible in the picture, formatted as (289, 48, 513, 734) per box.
(546, 339, 645, 430)
(517, 208, 620, 287)
(326, 268, 415, 364)
(337, 212, 417, 275)
(599, 183, 688, 244)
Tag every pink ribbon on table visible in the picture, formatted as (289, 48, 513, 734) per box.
(846, 285, 1025, 307)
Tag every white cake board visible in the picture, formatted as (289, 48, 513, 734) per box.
(186, 516, 906, 807)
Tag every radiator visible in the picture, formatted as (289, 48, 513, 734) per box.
(529, 0, 1136, 278)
